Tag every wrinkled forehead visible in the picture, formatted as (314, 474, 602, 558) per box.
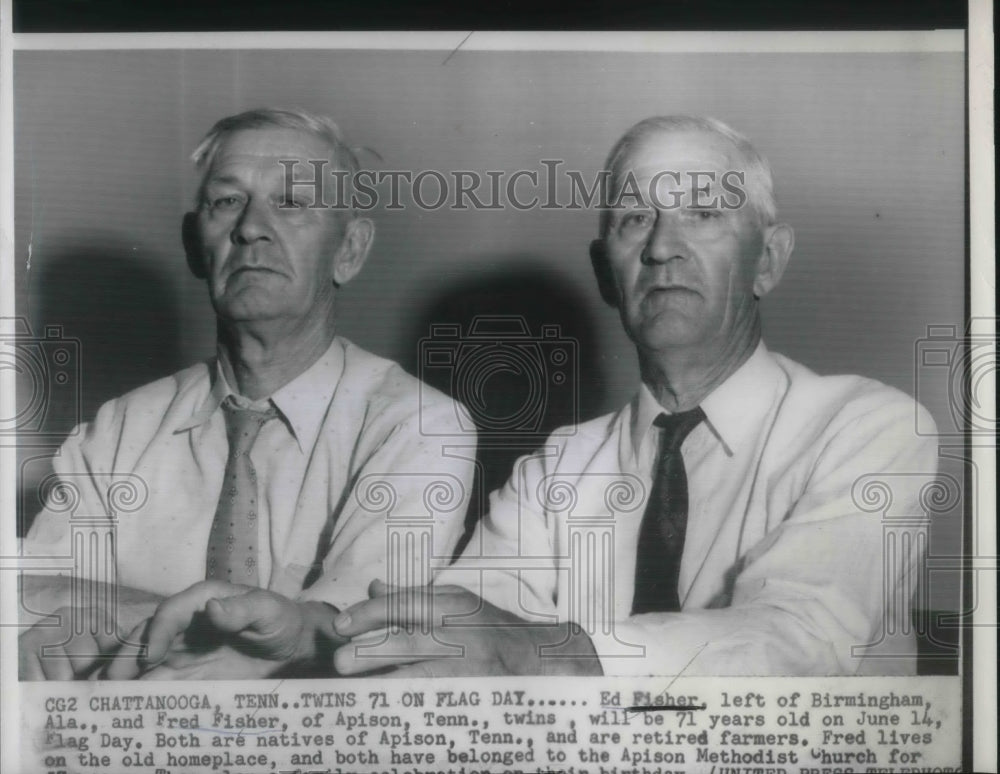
(205, 127, 337, 182)
(614, 128, 739, 186)
(606, 128, 753, 213)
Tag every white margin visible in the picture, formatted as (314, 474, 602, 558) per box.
(968, 1, 997, 771)
(0, 0, 20, 770)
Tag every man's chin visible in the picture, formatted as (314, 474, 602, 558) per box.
(632, 319, 708, 353)
(212, 300, 286, 324)
(212, 284, 289, 321)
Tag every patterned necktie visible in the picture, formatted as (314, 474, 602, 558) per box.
(631, 407, 706, 614)
(205, 396, 278, 585)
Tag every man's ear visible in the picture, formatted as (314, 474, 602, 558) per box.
(182, 212, 207, 279)
(589, 239, 619, 307)
(753, 223, 794, 299)
(331, 217, 375, 287)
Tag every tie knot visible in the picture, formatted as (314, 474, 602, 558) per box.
(221, 396, 278, 453)
(654, 407, 705, 452)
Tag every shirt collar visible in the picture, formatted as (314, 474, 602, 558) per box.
(630, 340, 782, 459)
(631, 381, 668, 462)
(176, 338, 345, 453)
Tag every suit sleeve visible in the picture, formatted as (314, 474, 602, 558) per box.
(296, 397, 476, 612)
(433, 445, 562, 623)
(17, 398, 152, 623)
(20, 399, 122, 566)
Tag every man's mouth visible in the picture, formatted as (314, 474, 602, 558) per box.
(228, 265, 281, 278)
(647, 284, 699, 297)
(639, 285, 701, 313)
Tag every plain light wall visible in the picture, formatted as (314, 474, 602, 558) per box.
(13, 49, 965, 610)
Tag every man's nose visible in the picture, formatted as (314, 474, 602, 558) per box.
(641, 213, 686, 265)
(232, 197, 273, 245)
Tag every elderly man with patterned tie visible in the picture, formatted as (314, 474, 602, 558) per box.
(327, 115, 940, 677)
(18, 108, 474, 680)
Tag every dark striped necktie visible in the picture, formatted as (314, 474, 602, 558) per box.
(631, 407, 705, 614)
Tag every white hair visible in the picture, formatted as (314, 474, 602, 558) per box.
(190, 107, 366, 208)
(601, 115, 778, 232)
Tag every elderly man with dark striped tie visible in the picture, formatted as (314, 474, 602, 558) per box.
(331, 116, 939, 678)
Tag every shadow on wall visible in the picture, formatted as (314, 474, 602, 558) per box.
(402, 260, 608, 559)
(17, 242, 184, 535)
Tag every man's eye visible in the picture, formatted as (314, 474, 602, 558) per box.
(690, 208, 721, 220)
(276, 195, 315, 210)
(621, 211, 653, 229)
(210, 195, 244, 210)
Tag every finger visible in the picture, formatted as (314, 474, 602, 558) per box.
(20, 654, 43, 681)
(206, 593, 303, 661)
(366, 578, 396, 598)
(19, 634, 47, 681)
(102, 620, 151, 680)
(63, 637, 113, 679)
(39, 644, 76, 681)
(306, 602, 342, 642)
(204, 595, 256, 633)
(19, 615, 90, 681)
(20, 618, 85, 681)
(143, 581, 250, 666)
(143, 592, 214, 666)
(60, 608, 129, 678)
(368, 579, 470, 599)
(334, 586, 444, 638)
(205, 592, 290, 638)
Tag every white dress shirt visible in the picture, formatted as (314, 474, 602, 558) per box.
(436, 342, 939, 675)
(23, 337, 475, 612)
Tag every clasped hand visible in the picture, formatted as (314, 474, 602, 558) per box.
(331, 580, 603, 678)
(22, 579, 603, 679)
(103, 580, 334, 680)
(21, 581, 335, 680)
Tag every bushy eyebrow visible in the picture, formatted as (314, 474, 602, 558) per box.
(203, 174, 244, 188)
